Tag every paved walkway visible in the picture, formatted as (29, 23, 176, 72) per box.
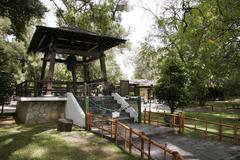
(125, 124, 240, 160)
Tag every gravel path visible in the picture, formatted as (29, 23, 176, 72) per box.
(123, 124, 240, 160)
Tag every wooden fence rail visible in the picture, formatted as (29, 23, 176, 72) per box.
(86, 113, 184, 160)
(143, 109, 240, 144)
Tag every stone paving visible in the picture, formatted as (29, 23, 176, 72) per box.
(126, 123, 240, 160)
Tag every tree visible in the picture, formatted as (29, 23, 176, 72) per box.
(134, 42, 161, 80)
(0, 72, 16, 114)
(0, 0, 47, 39)
(142, 0, 240, 104)
(154, 58, 188, 113)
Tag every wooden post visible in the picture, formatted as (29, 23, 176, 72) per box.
(85, 96, 89, 130)
(90, 113, 93, 130)
(178, 113, 182, 134)
(205, 119, 208, 138)
(144, 108, 146, 124)
(173, 113, 176, 128)
(38, 52, 47, 96)
(111, 119, 114, 138)
(101, 115, 104, 136)
(233, 125, 237, 144)
(219, 120, 223, 142)
(148, 137, 151, 159)
(182, 114, 185, 134)
(115, 120, 118, 144)
(163, 143, 167, 160)
(99, 50, 109, 95)
(138, 96, 142, 123)
(1, 104, 4, 114)
(83, 57, 89, 96)
(172, 151, 183, 160)
(46, 41, 56, 95)
(124, 129, 128, 149)
(141, 132, 145, 160)
(129, 128, 132, 154)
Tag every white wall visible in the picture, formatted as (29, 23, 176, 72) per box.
(112, 93, 138, 122)
(65, 93, 85, 127)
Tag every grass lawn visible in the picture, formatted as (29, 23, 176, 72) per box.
(0, 118, 138, 160)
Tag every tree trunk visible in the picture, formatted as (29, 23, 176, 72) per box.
(169, 101, 176, 113)
(1, 104, 4, 114)
(170, 107, 175, 114)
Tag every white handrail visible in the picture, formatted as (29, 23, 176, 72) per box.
(65, 92, 85, 127)
(111, 93, 138, 122)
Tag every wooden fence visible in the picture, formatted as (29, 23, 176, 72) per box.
(143, 109, 240, 144)
(86, 113, 184, 160)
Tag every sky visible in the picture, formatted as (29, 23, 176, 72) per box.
(41, 0, 163, 80)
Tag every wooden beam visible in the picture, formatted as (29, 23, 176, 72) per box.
(46, 38, 56, 95)
(38, 51, 48, 96)
(54, 47, 100, 57)
(41, 56, 100, 65)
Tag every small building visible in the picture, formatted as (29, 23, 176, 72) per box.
(115, 79, 155, 101)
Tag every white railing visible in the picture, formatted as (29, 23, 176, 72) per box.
(111, 93, 138, 122)
(65, 92, 85, 127)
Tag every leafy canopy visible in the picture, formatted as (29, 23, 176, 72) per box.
(0, 0, 47, 39)
(154, 58, 188, 113)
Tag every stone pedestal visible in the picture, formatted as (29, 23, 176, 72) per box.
(15, 97, 67, 125)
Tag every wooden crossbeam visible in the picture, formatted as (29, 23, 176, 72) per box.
(41, 57, 99, 65)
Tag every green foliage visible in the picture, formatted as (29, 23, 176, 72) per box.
(0, 72, 16, 104)
(0, 0, 47, 39)
(141, 0, 240, 105)
(134, 42, 161, 80)
(154, 58, 188, 113)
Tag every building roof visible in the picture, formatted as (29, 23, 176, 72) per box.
(130, 79, 155, 87)
(27, 26, 126, 57)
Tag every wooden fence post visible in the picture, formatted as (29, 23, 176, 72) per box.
(89, 113, 93, 131)
(147, 136, 151, 159)
(178, 113, 183, 134)
(101, 115, 104, 136)
(124, 128, 128, 149)
(141, 132, 145, 160)
(233, 125, 237, 144)
(129, 128, 132, 154)
(138, 96, 142, 123)
(110, 119, 113, 138)
(205, 119, 208, 138)
(182, 114, 185, 134)
(115, 120, 118, 144)
(163, 143, 167, 160)
(174, 113, 177, 128)
(172, 151, 183, 160)
(144, 108, 146, 124)
(219, 120, 223, 142)
(85, 96, 89, 130)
